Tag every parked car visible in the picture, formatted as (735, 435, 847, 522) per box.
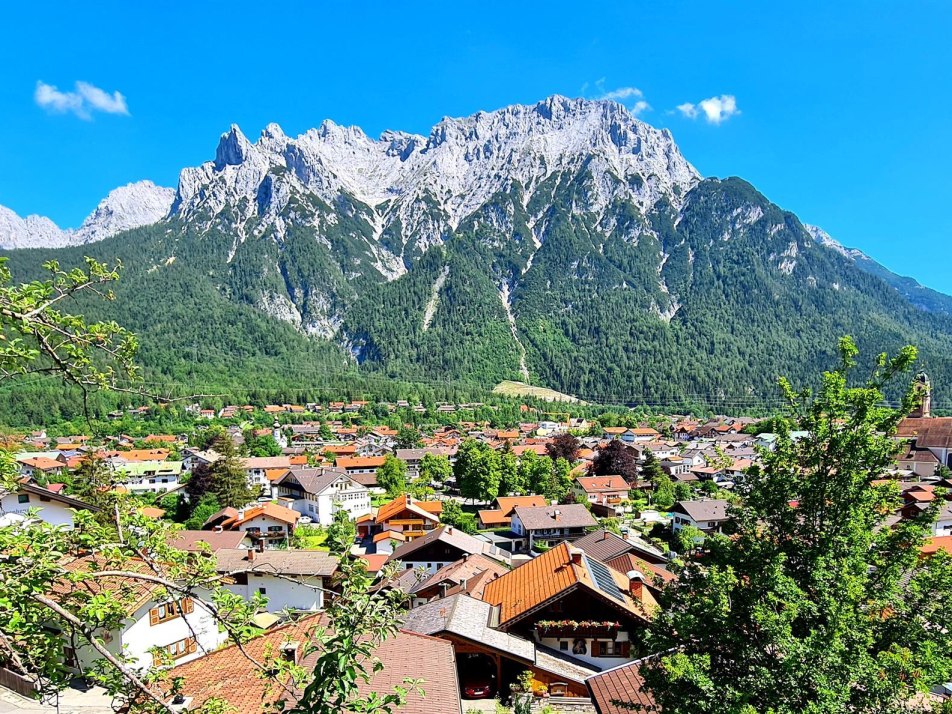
(458, 653, 497, 699)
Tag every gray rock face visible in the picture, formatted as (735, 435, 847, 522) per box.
(0, 181, 175, 249)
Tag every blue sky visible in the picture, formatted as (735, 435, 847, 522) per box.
(1, 1, 951, 292)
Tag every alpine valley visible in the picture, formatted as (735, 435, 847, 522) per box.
(4, 95, 952, 418)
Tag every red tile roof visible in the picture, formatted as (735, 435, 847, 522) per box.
(170, 614, 461, 714)
(587, 658, 659, 713)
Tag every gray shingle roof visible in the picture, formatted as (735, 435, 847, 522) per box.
(214, 548, 338, 577)
(512, 503, 597, 531)
(673, 499, 730, 523)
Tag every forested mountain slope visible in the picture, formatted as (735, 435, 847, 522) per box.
(4, 96, 952, 416)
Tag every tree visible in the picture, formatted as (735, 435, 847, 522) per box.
(651, 473, 676, 510)
(641, 450, 664, 481)
(0, 259, 419, 713)
(454, 439, 502, 503)
(674, 524, 704, 557)
(326, 507, 357, 554)
(499, 447, 523, 496)
(642, 338, 952, 714)
(207, 435, 258, 508)
(184, 494, 222, 530)
(376, 455, 408, 498)
(439, 499, 478, 534)
(244, 432, 282, 457)
(591, 440, 638, 482)
(547, 433, 581, 463)
(319, 421, 334, 441)
(282, 557, 422, 713)
(395, 425, 422, 450)
(419, 453, 452, 487)
(550, 457, 574, 502)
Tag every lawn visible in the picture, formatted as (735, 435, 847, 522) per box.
(294, 526, 329, 551)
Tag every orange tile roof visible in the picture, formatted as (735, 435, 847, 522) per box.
(493, 495, 548, 516)
(359, 554, 389, 573)
(117, 448, 170, 462)
(235, 502, 300, 526)
(482, 543, 582, 625)
(266, 468, 291, 482)
(18, 456, 63, 470)
(289, 455, 309, 466)
(375, 494, 442, 524)
(922, 536, 952, 557)
(481, 542, 651, 627)
(477, 509, 510, 527)
(576, 475, 629, 492)
(336, 456, 387, 469)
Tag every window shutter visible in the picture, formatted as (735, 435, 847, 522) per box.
(149, 608, 159, 626)
(182, 598, 194, 614)
(620, 641, 631, 657)
(591, 640, 601, 657)
(187, 638, 197, 654)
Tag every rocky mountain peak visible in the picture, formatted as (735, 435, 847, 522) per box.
(0, 180, 174, 250)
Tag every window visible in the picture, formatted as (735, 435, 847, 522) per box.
(148, 598, 194, 626)
(559, 641, 568, 651)
(155, 637, 197, 664)
(63, 645, 78, 668)
(18, 494, 29, 504)
(268, 525, 283, 533)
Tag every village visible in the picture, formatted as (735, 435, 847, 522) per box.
(3, 374, 952, 714)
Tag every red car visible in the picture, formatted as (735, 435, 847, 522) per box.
(459, 654, 497, 699)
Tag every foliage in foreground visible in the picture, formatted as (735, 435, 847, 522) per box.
(641, 338, 952, 713)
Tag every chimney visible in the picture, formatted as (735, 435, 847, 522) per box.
(569, 547, 583, 565)
(552, 509, 561, 522)
(446, 526, 453, 535)
(246, 548, 255, 562)
(627, 570, 645, 601)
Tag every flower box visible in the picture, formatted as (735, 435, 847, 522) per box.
(536, 619, 621, 637)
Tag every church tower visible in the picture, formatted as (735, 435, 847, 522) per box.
(910, 372, 932, 418)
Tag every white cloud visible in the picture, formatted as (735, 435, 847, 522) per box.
(588, 80, 652, 116)
(35, 80, 129, 119)
(676, 95, 739, 125)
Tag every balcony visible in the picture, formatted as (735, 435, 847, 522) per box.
(535, 620, 621, 638)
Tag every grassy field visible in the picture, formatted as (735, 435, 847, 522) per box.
(492, 380, 585, 404)
(293, 526, 329, 551)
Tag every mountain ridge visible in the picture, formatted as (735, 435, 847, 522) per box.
(3, 95, 952, 416)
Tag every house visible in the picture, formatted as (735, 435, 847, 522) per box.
(933, 502, 952, 536)
(0, 480, 98, 529)
(573, 475, 630, 508)
(213, 548, 338, 612)
(897, 443, 941, 478)
(388, 525, 511, 574)
(402, 594, 596, 700)
(241, 456, 292, 493)
(394, 446, 456, 479)
(182, 448, 221, 472)
(572, 528, 669, 567)
(271, 467, 371, 526)
(335, 456, 388, 486)
(477, 495, 548, 529)
(54, 556, 223, 673)
(510, 503, 597, 551)
(168, 614, 462, 714)
(586, 657, 658, 714)
(114, 460, 184, 494)
(358, 493, 442, 541)
(481, 542, 655, 668)
(387, 553, 509, 607)
(896, 376, 952, 468)
(671, 499, 731, 534)
(168, 530, 249, 553)
(16, 455, 66, 479)
(203, 502, 300, 548)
